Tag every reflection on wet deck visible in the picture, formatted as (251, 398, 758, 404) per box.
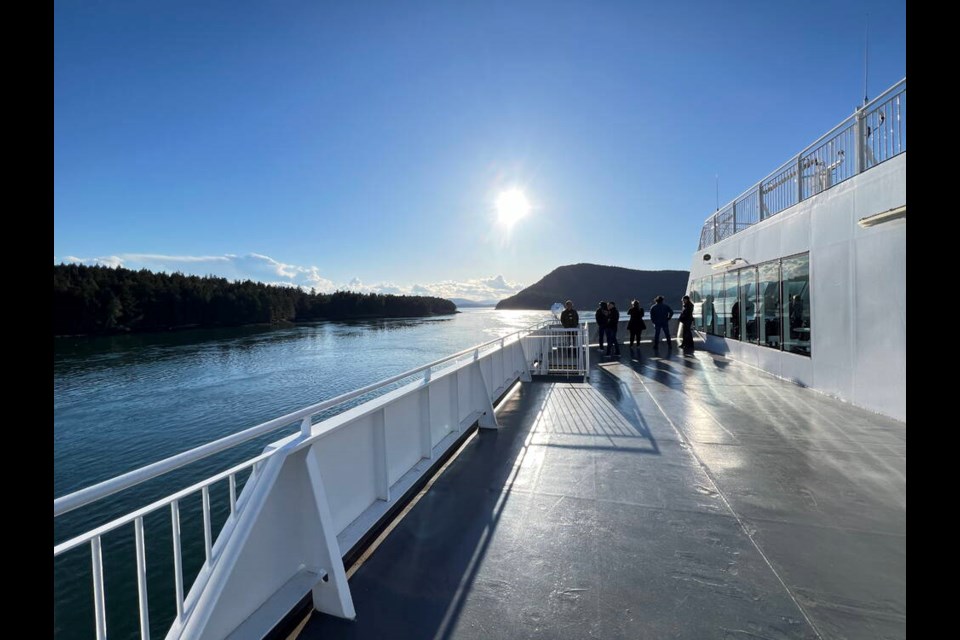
(299, 347, 905, 640)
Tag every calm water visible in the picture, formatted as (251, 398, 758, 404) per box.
(53, 308, 551, 639)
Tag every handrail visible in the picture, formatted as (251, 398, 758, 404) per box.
(54, 321, 550, 518)
(54, 449, 274, 557)
(54, 317, 558, 639)
(698, 77, 906, 250)
(724, 77, 906, 215)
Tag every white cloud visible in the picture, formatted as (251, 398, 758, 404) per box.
(54, 253, 523, 302)
(339, 275, 525, 301)
(377, 285, 406, 295)
(481, 275, 513, 291)
(122, 254, 231, 264)
(403, 276, 525, 301)
(62, 254, 125, 268)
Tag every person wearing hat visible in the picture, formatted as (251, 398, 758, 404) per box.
(560, 300, 579, 328)
(649, 295, 674, 350)
(595, 301, 608, 350)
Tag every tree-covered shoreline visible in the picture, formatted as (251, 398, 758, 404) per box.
(53, 264, 457, 336)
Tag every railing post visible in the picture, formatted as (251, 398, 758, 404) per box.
(202, 485, 213, 564)
(583, 324, 590, 381)
(300, 416, 312, 438)
(419, 382, 433, 460)
(135, 516, 151, 640)
(758, 181, 765, 220)
(91, 536, 107, 640)
(373, 408, 389, 501)
(796, 153, 804, 203)
(228, 473, 237, 516)
(855, 106, 865, 175)
(732, 199, 737, 233)
(171, 500, 185, 621)
(451, 369, 461, 431)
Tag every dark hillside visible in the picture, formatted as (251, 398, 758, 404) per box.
(495, 263, 689, 310)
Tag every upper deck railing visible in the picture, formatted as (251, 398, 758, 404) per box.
(698, 78, 906, 250)
(54, 318, 588, 640)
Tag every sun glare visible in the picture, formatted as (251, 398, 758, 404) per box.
(495, 189, 531, 227)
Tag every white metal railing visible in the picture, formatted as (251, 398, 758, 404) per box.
(699, 77, 906, 250)
(521, 324, 589, 380)
(55, 448, 275, 640)
(53, 319, 558, 640)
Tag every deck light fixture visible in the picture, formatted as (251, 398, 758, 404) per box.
(711, 258, 744, 270)
(858, 204, 906, 228)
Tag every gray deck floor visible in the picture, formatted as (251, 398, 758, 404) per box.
(299, 344, 906, 639)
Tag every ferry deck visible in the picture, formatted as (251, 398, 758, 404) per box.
(298, 341, 906, 640)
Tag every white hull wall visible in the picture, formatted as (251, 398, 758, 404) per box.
(688, 153, 906, 422)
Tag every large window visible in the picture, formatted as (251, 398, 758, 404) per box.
(711, 275, 725, 337)
(758, 262, 781, 349)
(701, 253, 810, 357)
(781, 253, 811, 355)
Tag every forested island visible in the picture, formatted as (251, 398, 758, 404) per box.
(53, 264, 457, 336)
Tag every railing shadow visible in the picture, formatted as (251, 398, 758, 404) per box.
(584, 366, 660, 455)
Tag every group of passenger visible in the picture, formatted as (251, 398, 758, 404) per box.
(561, 294, 697, 355)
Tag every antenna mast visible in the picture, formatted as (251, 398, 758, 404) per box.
(863, 15, 869, 106)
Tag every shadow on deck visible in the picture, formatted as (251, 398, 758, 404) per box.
(298, 344, 905, 640)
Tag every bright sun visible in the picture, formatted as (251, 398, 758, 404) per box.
(495, 189, 531, 227)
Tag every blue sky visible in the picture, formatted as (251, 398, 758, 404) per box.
(54, 0, 906, 301)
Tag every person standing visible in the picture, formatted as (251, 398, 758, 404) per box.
(606, 300, 621, 356)
(560, 300, 579, 328)
(559, 300, 580, 362)
(595, 301, 608, 350)
(650, 295, 674, 350)
(627, 300, 645, 347)
(679, 295, 695, 351)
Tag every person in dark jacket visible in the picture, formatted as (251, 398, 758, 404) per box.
(649, 295, 674, 350)
(627, 300, 646, 347)
(558, 300, 580, 361)
(595, 301, 608, 350)
(679, 295, 695, 351)
(606, 300, 621, 356)
(560, 300, 579, 328)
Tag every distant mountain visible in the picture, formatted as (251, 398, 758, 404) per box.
(449, 298, 500, 308)
(495, 264, 689, 311)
